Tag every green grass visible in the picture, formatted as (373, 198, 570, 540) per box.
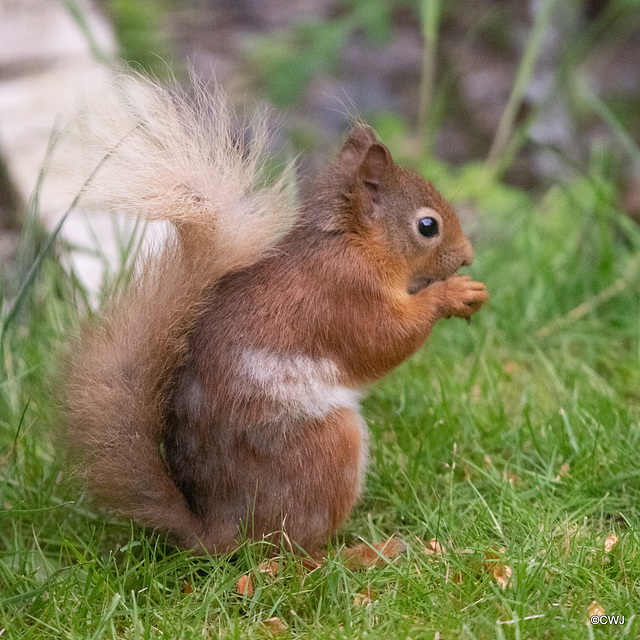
(1, 144, 639, 638)
(2, 1, 640, 637)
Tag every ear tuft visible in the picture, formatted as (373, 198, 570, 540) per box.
(338, 124, 378, 164)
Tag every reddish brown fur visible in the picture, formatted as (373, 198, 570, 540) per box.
(65, 104, 488, 554)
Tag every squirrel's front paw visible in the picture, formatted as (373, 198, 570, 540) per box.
(439, 275, 488, 319)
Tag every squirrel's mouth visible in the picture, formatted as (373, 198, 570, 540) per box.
(407, 271, 462, 295)
(407, 276, 437, 295)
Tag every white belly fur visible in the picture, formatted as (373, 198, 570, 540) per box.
(237, 348, 369, 483)
(238, 348, 361, 421)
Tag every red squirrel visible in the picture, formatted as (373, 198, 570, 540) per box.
(64, 74, 488, 554)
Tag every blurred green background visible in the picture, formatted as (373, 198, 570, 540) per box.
(102, 0, 640, 195)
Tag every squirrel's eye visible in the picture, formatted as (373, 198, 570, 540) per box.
(418, 216, 439, 238)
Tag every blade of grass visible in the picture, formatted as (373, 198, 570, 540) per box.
(0, 173, 95, 352)
(61, 0, 110, 64)
(485, 0, 560, 175)
(0, 126, 141, 354)
(468, 480, 503, 538)
(579, 82, 640, 174)
(536, 252, 640, 338)
(13, 125, 65, 283)
(418, 0, 442, 159)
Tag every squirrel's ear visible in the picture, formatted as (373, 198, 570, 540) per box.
(338, 124, 378, 164)
(357, 143, 392, 204)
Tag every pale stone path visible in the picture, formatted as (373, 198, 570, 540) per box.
(0, 0, 143, 295)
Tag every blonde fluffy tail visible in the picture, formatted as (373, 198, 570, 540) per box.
(64, 73, 297, 548)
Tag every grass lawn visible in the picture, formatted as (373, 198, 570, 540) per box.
(1, 146, 639, 639)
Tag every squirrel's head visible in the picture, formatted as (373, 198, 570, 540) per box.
(334, 124, 473, 293)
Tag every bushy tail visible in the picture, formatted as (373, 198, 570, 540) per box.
(64, 73, 297, 549)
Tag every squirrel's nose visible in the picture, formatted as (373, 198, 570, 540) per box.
(460, 239, 474, 267)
